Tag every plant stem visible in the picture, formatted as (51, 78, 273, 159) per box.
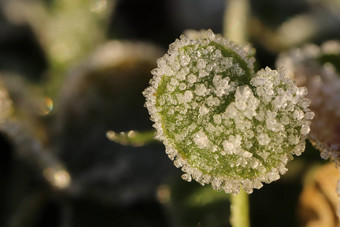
(106, 129, 156, 147)
(223, 1, 251, 226)
(230, 190, 250, 227)
(223, 0, 250, 44)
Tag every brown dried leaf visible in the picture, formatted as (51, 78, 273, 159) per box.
(299, 163, 340, 227)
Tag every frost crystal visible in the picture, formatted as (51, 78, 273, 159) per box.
(143, 29, 313, 194)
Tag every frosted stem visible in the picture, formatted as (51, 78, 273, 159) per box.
(0, 120, 71, 190)
(106, 129, 156, 147)
(223, 0, 250, 44)
(230, 190, 250, 227)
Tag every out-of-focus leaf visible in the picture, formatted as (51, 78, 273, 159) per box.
(54, 41, 175, 207)
(277, 41, 340, 165)
(3, 0, 114, 98)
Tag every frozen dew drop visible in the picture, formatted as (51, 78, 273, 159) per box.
(304, 111, 315, 120)
(195, 84, 208, 96)
(180, 54, 190, 66)
(222, 140, 235, 155)
(257, 133, 271, 146)
(197, 59, 206, 70)
(193, 131, 210, 149)
(181, 173, 192, 182)
(199, 105, 209, 116)
(184, 90, 193, 103)
(179, 83, 186, 90)
(293, 109, 304, 120)
(213, 114, 222, 125)
(187, 74, 197, 84)
(300, 124, 310, 135)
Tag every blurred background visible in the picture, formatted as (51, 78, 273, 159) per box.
(0, 0, 339, 226)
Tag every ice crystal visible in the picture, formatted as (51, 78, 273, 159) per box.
(144, 29, 313, 194)
(277, 41, 340, 166)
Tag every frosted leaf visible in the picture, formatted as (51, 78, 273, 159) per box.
(144, 29, 313, 195)
(277, 40, 340, 166)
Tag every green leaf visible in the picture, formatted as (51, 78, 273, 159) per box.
(144, 29, 313, 194)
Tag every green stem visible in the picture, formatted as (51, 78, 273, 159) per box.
(230, 190, 250, 227)
(223, 1, 251, 226)
(223, 0, 250, 44)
